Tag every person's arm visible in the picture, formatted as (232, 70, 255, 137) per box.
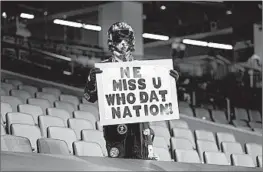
(84, 67, 102, 103)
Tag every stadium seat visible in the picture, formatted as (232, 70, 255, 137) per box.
(35, 92, 58, 104)
(253, 128, 262, 134)
(248, 110, 262, 122)
(54, 101, 75, 116)
(216, 132, 236, 148)
(168, 119, 189, 129)
(1, 96, 23, 111)
(150, 121, 168, 128)
(73, 141, 104, 157)
(245, 143, 262, 164)
(47, 108, 71, 126)
(18, 104, 44, 124)
(6, 112, 35, 133)
(153, 147, 172, 161)
(170, 137, 194, 152)
(10, 89, 31, 103)
(174, 149, 201, 163)
(211, 110, 229, 124)
(234, 108, 249, 121)
(232, 120, 248, 127)
(11, 124, 41, 152)
(1, 102, 12, 123)
(37, 138, 70, 155)
(1, 123, 6, 135)
(96, 121, 103, 131)
(151, 126, 171, 147)
(0, 88, 7, 96)
(18, 85, 38, 97)
(1, 82, 14, 93)
(179, 107, 194, 117)
(221, 142, 244, 162)
(81, 129, 107, 156)
(42, 87, 61, 98)
(236, 126, 252, 131)
(204, 151, 229, 165)
(231, 154, 255, 167)
(1, 135, 32, 153)
(4, 79, 22, 87)
(153, 136, 168, 149)
(78, 104, 99, 120)
(196, 140, 219, 162)
(248, 122, 262, 129)
(38, 115, 65, 137)
(73, 111, 97, 128)
(27, 98, 52, 114)
(194, 130, 216, 142)
(68, 118, 94, 140)
(59, 94, 80, 108)
(47, 126, 77, 154)
(178, 101, 190, 108)
(257, 155, 262, 167)
(172, 128, 195, 149)
(194, 108, 212, 121)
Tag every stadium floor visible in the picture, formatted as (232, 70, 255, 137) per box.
(2, 151, 261, 171)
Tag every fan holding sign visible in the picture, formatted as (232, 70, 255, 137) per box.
(84, 22, 179, 160)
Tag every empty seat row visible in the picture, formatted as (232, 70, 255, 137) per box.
(1, 96, 98, 118)
(3, 123, 107, 155)
(1, 135, 104, 157)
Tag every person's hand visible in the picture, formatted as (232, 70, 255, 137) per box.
(89, 67, 103, 83)
(170, 69, 179, 81)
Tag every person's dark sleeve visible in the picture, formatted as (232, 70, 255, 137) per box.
(83, 69, 98, 103)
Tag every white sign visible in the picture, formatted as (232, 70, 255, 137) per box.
(95, 59, 179, 126)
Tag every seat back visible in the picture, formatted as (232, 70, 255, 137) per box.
(194, 108, 211, 121)
(18, 104, 43, 124)
(47, 108, 71, 126)
(78, 104, 99, 120)
(245, 143, 262, 164)
(4, 79, 22, 87)
(27, 98, 52, 114)
(11, 123, 41, 151)
(216, 132, 236, 148)
(1, 83, 14, 93)
(170, 137, 194, 152)
(42, 87, 61, 98)
(37, 138, 70, 155)
(1, 96, 23, 112)
(73, 141, 104, 157)
(204, 151, 229, 165)
(231, 154, 255, 167)
(197, 140, 219, 162)
(73, 111, 97, 128)
(151, 126, 171, 148)
(174, 149, 201, 163)
(38, 115, 65, 137)
(1, 102, 12, 123)
(221, 142, 244, 162)
(153, 136, 168, 149)
(6, 112, 35, 133)
(168, 119, 189, 130)
(10, 89, 31, 103)
(150, 121, 168, 128)
(195, 130, 216, 142)
(234, 108, 249, 121)
(248, 110, 262, 122)
(35, 92, 58, 104)
(54, 101, 75, 116)
(59, 94, 79, 108)
(81, 129, 107, 156)
(153, 147, 172, 161)
(211, 110, 228, 124)
(18, 85, 38, 97)
(47, 126, 77, 154)
(68, 118, 94, 140)
(1, 135, 32, 152)
(0, 88, 7, 96)
(172, 128, 195, 149)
